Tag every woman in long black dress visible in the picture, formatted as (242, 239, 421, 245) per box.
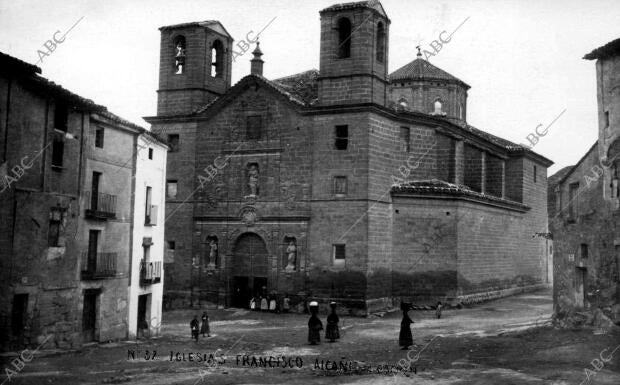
(190, 315, 200, 342)
(399, 302, 413, 349)
(200, 311, 210, 337)
(325, 302, 340, 342)
(307, 301, 323, 345)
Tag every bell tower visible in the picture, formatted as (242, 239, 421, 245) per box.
(317, 1, 390, 106)
(156, 21, 233, 116)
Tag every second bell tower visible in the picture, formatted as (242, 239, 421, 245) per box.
(317, 1, 390, 106)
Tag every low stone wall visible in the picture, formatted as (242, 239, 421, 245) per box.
(457, 283, 547, 305)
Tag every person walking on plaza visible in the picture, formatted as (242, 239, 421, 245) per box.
(399, 302, 414, 350)
(282, 295, 290, 313)
(260, 296, 268, 312)
(250, 296, 256, 310)
(200, 311, 210, 337)
(190, 315, 200, 342)
(325, 302, 340, 342)
(307, 301, 323, 345)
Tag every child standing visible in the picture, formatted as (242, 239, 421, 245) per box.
(435, 301, 443, 319)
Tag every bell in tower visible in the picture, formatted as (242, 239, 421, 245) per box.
(156, 21, 233, 116)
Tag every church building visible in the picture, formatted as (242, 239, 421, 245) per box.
(146, 1, 553, 314)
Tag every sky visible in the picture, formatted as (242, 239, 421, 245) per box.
(0, 0, 619, 175)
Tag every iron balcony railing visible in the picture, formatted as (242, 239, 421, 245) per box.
(85, 191, 117, 219)
(140, 260, 162, 285)
(81, 251, 117, 279)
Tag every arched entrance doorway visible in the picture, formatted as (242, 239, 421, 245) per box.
(230, 232, 269, 308)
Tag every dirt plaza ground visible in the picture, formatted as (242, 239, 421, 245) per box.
(2, 288, 620, 385)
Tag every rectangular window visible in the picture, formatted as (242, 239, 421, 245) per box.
(333, 244, 345, 266)
(145, 186, 152, 224)
(54, 102, 68, 131)
(605, 111, 610, 128)
(568, 182, 579, 220)
(334, 176, 347, 195)
(533, 165, 537, 183)
(51, 140, 64, 167)
(148, 148, 153, 160)
(580, 243, 589, 259)
(48, 208, 63, 246)
(167, 134, 179, 152)
(335, 125, 348, 150)
(95, 128, 104, 148)
(246, 115, 262, 140)
(167, 241, 176, 250)
(400, 127, 410, 152)
(166, 180, 178, 198)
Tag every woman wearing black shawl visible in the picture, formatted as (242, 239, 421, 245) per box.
(399, 302, 414, 349)
(307, 301, 323, 345)
(200, 311, 210, 337)
(325, 302, 340, 342)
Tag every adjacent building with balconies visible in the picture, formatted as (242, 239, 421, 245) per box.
(127, 134, 167, 338)
(0, 51, 167, 350)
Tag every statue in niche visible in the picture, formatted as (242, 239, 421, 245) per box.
(285, 240, 297, 271)
(207, 238, 218, 268)
(248, 164, 259, 196)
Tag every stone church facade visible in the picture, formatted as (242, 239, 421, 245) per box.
(146, 1, 553, 314)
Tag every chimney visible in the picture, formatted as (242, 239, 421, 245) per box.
(250, 42, 264, 76)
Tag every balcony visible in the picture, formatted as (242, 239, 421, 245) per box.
(140, 260, 162, 285)
(85, 191, 117, 219)
(81, 252, 118, 280)
(145, 205, 158, 226)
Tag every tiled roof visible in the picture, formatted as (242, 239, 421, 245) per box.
(548, 166, 574, 188)
(440, 116, 522, 151)
(389, 58, 470, 88)
(194, 73, 312, 115)
(391, 179, 530, 210)
(0, 51, 147, 134)
(160, 20, 218, 30)
(97, 110, 146, 131)
(584, 37, 620, 60)
(29, 75, 103, 111)
(273, 69, 319, 105)
(0, 51, 41, 75)
(159, 20, 232, 39)
(320, 1, 388, 17)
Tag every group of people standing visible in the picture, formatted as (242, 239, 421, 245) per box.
(307, 301, 340, 344)
(189, 300, 444, 347)
(190, 311, 210, 342)
(249, 295, 291, 313)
